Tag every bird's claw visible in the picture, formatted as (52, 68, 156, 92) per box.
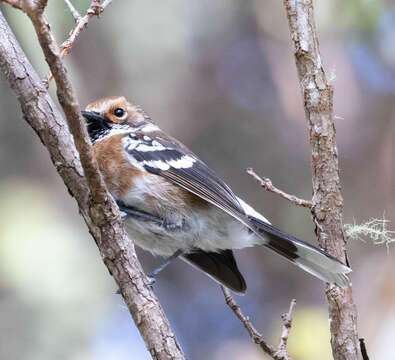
(146, 273, 156, 286)
(161, 218, 186, 231)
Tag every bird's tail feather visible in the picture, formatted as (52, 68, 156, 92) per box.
(247, 216, 351, 287)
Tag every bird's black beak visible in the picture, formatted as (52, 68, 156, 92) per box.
(81, 110, 112, 131)
(81, 110, 107, 123)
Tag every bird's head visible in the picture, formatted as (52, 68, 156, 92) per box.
(81, 96, 151, 143)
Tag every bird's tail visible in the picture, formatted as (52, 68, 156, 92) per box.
(247, 216, 351, 287)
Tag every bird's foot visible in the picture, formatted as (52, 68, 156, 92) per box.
(162, 218, 187, 231)
(146, 273, 157, 286)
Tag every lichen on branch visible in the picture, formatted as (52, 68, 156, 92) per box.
(345, 216, 395, 250)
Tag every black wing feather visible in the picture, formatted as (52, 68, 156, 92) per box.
(156, 161, 243, 216)
(125, 131, 244, 217)
(121, 129, 351, 288)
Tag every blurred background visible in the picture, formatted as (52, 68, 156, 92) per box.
(0, 0, 394, 359)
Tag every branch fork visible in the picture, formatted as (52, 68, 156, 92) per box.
(43, 0, 113, 88)
(0, 1, 185, 358)
(0, 0, 365, 359)
(221, 286, 295, 360)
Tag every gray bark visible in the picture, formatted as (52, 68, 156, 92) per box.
(283, 1, 362, 359)
(0, 8, 185, 360)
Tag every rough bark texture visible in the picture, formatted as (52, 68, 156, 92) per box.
(0, 8, 184, 360)
(283, 1, 362, 359)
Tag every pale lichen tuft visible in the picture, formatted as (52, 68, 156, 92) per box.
(345, 215, 395, 251)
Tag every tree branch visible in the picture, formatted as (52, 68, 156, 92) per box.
(63, 0, 81, 22)
(23, 0, 107, 204)
(0, 7, 184, 360)
(44, 0, 113, 88)
(247, 168, 313, 208)
(221, 286, 295, 360)
(274, 299, 296, 359)
(283, 0, 362, 359)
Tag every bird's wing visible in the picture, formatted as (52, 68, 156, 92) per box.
(120, 128, 352, 287)
(121, 130, 246, 220)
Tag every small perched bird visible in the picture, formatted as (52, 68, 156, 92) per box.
(82, 96, 351, 294)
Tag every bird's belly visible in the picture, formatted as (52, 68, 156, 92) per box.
(117, 173, 257, 256)
(123, 205, 257, 257)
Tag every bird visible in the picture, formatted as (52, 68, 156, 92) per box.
(81, 96, 351, 294)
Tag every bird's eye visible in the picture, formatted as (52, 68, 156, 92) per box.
(114, 108, 125, 117)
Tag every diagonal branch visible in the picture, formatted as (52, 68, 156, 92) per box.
(63, 0, 81, 22)
(274, 299, 296, 359)
(247, 168, 313, 208)
(43, 0, 113, 88)
(0, 5, 184, 360)
(282, 1, 362, 359)
(24, 0, 107, 204)
(221, 286, 295, 360)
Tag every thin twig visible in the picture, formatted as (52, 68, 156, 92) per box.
(221, 286, 275, 355)
(274, 299, 296, 359)
(63, 0, 81, 22)
(24, 0, 106, 204)
(221, 286, 294, 360)
(100, 0, 113, 9)
(247, 168, 313, 208)
(43, 0, 113, 88)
